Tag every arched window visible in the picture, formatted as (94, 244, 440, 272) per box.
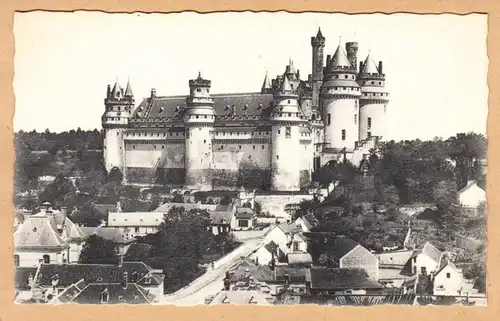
(43, 255, 50, 264)
(14, 254, 19, 267)
(100, 289, 109, 304)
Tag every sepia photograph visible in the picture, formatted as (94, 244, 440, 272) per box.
(12, 11, 488, 306)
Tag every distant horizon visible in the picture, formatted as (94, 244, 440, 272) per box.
(13, 12, 488, 141)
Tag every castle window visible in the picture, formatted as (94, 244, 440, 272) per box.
(341, 129, 346, 141)
(354, 114, 357, 124)
(345, 75, 348, 79)
(153, 145, 156, 149)
(14, 254, 19, 267)
(285, 127, 291, 138)
(368, 132, 372, 138)
(327, 114, 331, 126)
(262, 145, 265, 150)
(278, 130, 281, 134)
(253, 145, 256, 150)
(239, 145, 242, 150)
(204, 140, 206, 144)
(133, 145, 136, 149)
(368, 117, 372, 129)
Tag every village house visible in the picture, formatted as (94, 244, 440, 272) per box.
(321, 237, 380, 280)
(286, 252, 313, 266)
(233, 207, 258, 230)
(432, 260, 478, 297)
(376, 250, 414, 289)
(14, 206, 87, 267)
(295, 213, 320, 233)
(456, 180, 486, 209)
(262, 223, 308, 255)
(402, 242, 443, 277)
(30, 261, 164, 303)
(250, 241, 283, 266)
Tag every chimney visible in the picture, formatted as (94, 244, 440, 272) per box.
(326, 54, 332, 66)
(118, 255, 124, 267)
(107, 85, 111, 97)
(151, 88, 156, 98)
(359, 61, 364, 72)
(60, 206, 67, 218)
(378, 61, 383, 74)
(296, 69, 300, 79)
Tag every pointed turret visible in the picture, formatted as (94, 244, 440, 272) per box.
(124, 79, 134, 97)
(280, 74, 293, 93)
(330, 44, 352, 69)
(261, 71, 273, 94)
(110, 79, 123, 98)
(311, 27, 325, 45)
(360, 52, 380, 75)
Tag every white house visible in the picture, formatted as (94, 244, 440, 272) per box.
(13, 208, 86, 267)
(295, 213, 319, 233)
(433, 261, 477, 296)
(457, 180, 486, 208)
(250, 241, 281, 266)
(406, 242, 443, 276)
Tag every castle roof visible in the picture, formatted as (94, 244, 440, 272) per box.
(280, 74, 293, 92)
(315, 28, 325, 41)
(124, 79, 134, 97)
(361, 52, 380, 74)
(14, 213, 70, 249)
(133, 92, 274, 120)
(110, 80, 123, 97)
(261, 72, 272, 90)
(331, 44, 352, 68)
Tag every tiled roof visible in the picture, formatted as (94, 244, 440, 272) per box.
(277, 222, 301, 235)
(228, 262, 274, 283)
(287, 252, 313, 265)
(80, 227, 131, 244)
(377, 250, 413, 267)
(208, 290, 272, 305)
(34, 262, 163, 288)
(275, 266, 311, 283)
(234, 207, 255, 219)
(14, 215, 66, 249)
(107, 211, 166, 227)
(421, 242, 442, 263)
(15, 267, 37, 290)
(360, 52, 380, 74)
(68, 283, 156, 304)
(132, 92, 274, 120)
(300, 213, 319, 230)
(309, 267, 384, 290)
(331, 44, 352, 68)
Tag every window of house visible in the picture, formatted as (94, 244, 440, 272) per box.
(153, 145, 156, 149)
(341, 129, 346, 141)
(204, 140, 206, 144)
(446, 273, 451, 279)
(43, 255, 50, 264)
(368, 117, 372, 129)
(293, 242, 299, 251)
(421, 267, 427, 275)
(285, 127, 291, 138)
(100, 290, 109, 304)
(327, 114, 331, 125)
(287, 100, 291, 104)
(14, 254, 19, 267)
(238, 220, 249, 227)
(196, 88, 201, 92)
(371, 81, 374, 85)
(131, 272, 138, 282)
(162, 146, 165, 149)
(135, 227, 139, 233)
(145, 275, 151, 284)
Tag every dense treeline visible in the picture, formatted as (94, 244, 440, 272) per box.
(15, 128, 102, 152)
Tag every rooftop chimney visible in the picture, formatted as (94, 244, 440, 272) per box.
(378, 61, 383, 74)
(121, 271, 128, 289)
(151, 88, 156, 98)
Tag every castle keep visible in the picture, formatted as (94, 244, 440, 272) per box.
(102, 29, 390, 191)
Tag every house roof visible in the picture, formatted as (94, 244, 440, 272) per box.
(277, 222, 301, 235)
(234, 207, 255, 219)
(457, 180, 485, 195)
(133, 92, 275, 120)
(63, 282, 156, 304)
(328, 237, 360, 260)
(80, 227, 131, 244)
(287, 252, 313, 265)
(208, 290, 272, 305)
(15, 267, 37, 290)
(299, 213, 319, 230)
(434, 260, 461, 277)
(377, 250, 414, 267)
(264, 241, 279, 254)
(34, 262, 163, 288)
(107, 211, 166, 227)
(228, 261, 275, 283)
(210, 210, 234, 225)
(275, 266, 311, 283)
(309, 268, 384, 290)
(421, 242, 442, 263)
(14, 214, 67, 249)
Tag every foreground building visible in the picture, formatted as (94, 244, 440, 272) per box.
(102, 28, 390, 191)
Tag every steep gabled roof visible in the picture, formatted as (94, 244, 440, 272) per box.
(421, 242, 442, 263)
(328, 237, 360, 260)
(69, 283, 156, 304)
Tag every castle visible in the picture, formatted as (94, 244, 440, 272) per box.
(101, 28, 389, 192)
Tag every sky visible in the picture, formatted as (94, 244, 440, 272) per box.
(13, 12, 488, 141)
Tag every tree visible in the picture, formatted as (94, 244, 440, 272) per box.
(107, 167, 123, 184)
(172, 193, 184, 203)
(432, 179, 458, 210)
(71, 203, 105, 227)
(219, 195, 233, 206)
(293, 199, 321, 220)
(39, 174, 76, 207)
(254, 201, 262, 215)
(378, 184, 400, 207)
(79, 234, 118, 264)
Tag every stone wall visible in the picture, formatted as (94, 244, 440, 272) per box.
(254, 193, 314, 219)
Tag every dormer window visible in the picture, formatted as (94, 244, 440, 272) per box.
(145, 275, 151, 284)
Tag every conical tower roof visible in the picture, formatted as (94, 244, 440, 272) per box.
(111, 79, 122, 97)
(316, 27, 325, 41)
(280, 75, 293, 92)
(361, 52, 379, 74)
(331, 44, 352, 68)
(124, 79, 134, 97)
(261, 72, 272, 90)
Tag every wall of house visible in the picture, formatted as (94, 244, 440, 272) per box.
(251, 247, 274, 266)
(15, 250, 65, 268)
(262, 226, 288, 251)
(255, 194, 314, 218)
(68, 243, 82, 264)
(212, 140, 271, 190)
(459, 187, 486, 208)
(414, 254, 439, 275)
(340, 245, 379, 280)
(433, 265, 466, 296)
(116, 226, 159, 240)
(144, 282, 164, 302)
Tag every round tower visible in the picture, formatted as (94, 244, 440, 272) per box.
(270, 75, 305, 192)
(102, 79, 134, 175)
(183, 72, 215, 191)
(311, 28, 326, 112)
(358, 53, 390, 141)
(320, 42, 361, 150)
